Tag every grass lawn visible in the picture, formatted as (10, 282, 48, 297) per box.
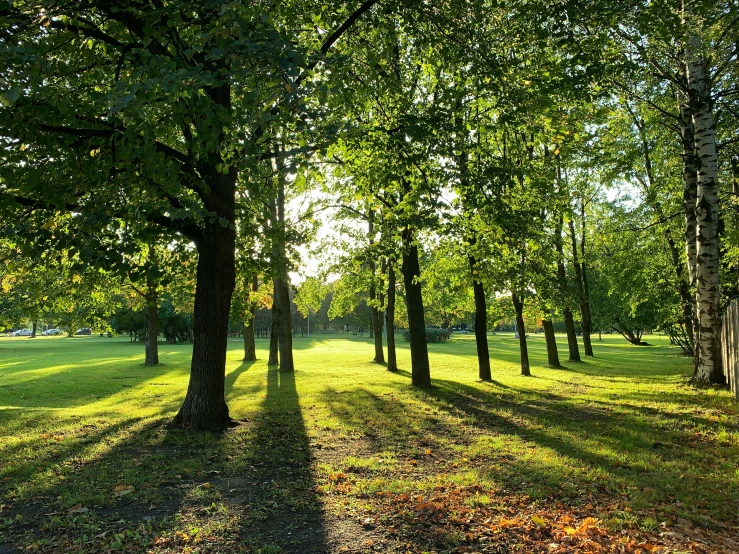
(0, 332, 737, 553)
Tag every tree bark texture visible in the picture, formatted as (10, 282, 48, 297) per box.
(275, 277, 294, 372)
(171, 173, 236, 431)
(31, 322, 37, 338)
(679, 83, 699, 293)
(542, 318, 562, 368)
(386, 258, 398, 372)
(469, 254, 492, 381)
(145, 290, 159, 366)
(275, 155, 294, 372)
(401, 227, 431, 387)
(511, 291, 530, 376)
(686, 30, 723, 383)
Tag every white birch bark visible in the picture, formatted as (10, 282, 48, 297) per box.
(686, 27, 723, 383)
(677, 88, 698, 290)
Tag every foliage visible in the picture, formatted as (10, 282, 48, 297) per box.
(402, 327, 451, 344)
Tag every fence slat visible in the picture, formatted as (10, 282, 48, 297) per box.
(720, 299, 739, 400)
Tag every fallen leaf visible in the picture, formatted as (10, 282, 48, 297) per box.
(114, 485, 134, 497)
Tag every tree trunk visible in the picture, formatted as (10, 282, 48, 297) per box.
(679, 57, 700, 362)
(373, 298, 385, 363)
(569, 214, 593, 356)
(679, 71, 699, 302)
(386, 258, 398, 372)
(242, 321, 256, 361)
(563, 308, 580, 361)
(368, 212, 384, 363)
(555, 214, 581, 362)
(171, 82, 237, 432)
(275, 277, 294, 372)
(243, 275, 258, 361)
(171, 201, 236, 430)
(542, 318, 562, 368)
(580, 260, 594, 357)
(145, 291, 159, 365)
(268, 293, 279, 365)
(274, 154, 294, 373)
(686, 28, 723, 383)
(469, 255, 492, 381)
(401, 227, 431, 387)
(511, 291, 530, 376)
(31, 321, 37, 338)
(569, 218, 593, 357)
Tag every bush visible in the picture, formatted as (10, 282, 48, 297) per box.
(402, 327, 451, 343)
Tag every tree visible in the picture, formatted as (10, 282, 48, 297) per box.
(0, 1, 379, 429)
(295, 277, 329, 337)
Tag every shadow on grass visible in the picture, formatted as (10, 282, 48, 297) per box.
(0, 366, 329, 552)
(234, 368, 328, 553)
(317, 374, 737, 526)
(411, 378, 738, 522)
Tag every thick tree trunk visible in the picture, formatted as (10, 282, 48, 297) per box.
(373, 303, 384, 363)
(243, 321, 256, 361)
(268, 294, 279, 365)
(679, 72, 700, 360)
(171, 204, 236, 430)
(275, 277, 294, 372)
(386, 258, 398, 372)
(563, 308, 580, 361)
(469, 255, 492, 381)
(31, 321, 37, 338)
(145, 291, 159, 366)
(686, 30, 723, 384)
(542, 318, 562, 368)
(171, 81, 237, 431)
(401, 227, 431, 387)
(679, 73, 699, 297)
(274, 156, 294, 373)
(555, 215, 581, 362)
(511, 291, 530, 376)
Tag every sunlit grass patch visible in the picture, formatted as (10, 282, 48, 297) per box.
(1, 332, 737, 552)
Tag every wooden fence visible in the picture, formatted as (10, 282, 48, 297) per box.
(719, 298, 739, 400)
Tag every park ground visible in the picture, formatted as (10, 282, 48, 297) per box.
(0, 333, 737, 554)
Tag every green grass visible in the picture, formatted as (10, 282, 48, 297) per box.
(0, 332, 737, 553)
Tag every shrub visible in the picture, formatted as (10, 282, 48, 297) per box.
(402, 328, 451, 343)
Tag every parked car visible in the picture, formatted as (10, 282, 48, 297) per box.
(75, 328, 92, 335)
(11, 329, 32, 336)
(41, 328, 62, 336)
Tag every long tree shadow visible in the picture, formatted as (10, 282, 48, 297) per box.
(411, 378, 738, 523)
(234, 368, 328, 553)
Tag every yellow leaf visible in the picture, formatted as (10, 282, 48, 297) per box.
(564, 526, 577, 535)
(499, 517, 518, 528)
(90, 148, 100, 157)
(531, 515, 547, 526)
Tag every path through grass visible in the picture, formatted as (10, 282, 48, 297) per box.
(0, 333, 737, 553)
